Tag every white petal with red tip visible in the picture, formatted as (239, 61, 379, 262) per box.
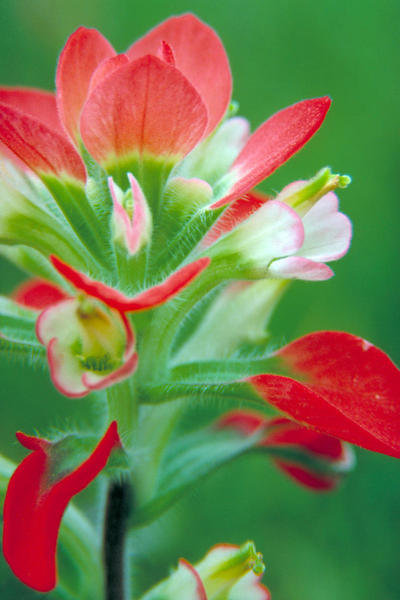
(269, 256, 334, 280)
(229, 572, 271, 600)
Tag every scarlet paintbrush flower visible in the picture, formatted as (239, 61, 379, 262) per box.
(219, 412, 354, 491)
(2, 421, 121, 592)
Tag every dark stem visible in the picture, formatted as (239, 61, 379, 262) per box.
(103, 480, 133, 600)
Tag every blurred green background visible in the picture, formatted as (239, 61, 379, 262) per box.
(0, 0, 399, 598)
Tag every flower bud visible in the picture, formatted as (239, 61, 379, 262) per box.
(110, 173, 152, 255)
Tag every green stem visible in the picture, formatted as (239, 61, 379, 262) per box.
(106, 378, 137, 449)
(139, 259, 231, 382)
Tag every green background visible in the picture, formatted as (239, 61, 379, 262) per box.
(0, 0, 399, 598)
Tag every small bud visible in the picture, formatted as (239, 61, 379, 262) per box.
(110, 174, 152, 255)
(163, 176, 213, 216)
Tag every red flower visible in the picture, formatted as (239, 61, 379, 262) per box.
(0, 14, 329, 203)
(246, 331, 400, 458)
(219, 412, 353, 490)
(3, 421, 121, 592)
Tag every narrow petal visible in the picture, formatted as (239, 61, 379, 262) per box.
(3, 422, 120, 592)
(127, 13, 232, 135)
(219, 412, 350, 491)
(0, 103, 86, 181)
(0, 87, 62, 133)
(50, 255, 210, 312)
(269, 256, 334, 280)
(298, 192, 352, 261)
(249, 332, 400, 457)
(13, 278, 68, 310)
(56, 27, 115, 142)
(80, 55, 207, 165)
(213, 97, 331, 208)
(203, 190, 269, 247)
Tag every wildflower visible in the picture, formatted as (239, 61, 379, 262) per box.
(3, 421, 121, 592)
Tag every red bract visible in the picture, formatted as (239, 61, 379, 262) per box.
(126, 13, 232, 137)
(3, 421, 121, 592)
(212, 97, 331, 208)
(13, 278, 68, 310)
(219, 412, 352, 490)
(50, 255, 210, 312)
(0, 14, 331, 199)
(247, 331, 400, 458)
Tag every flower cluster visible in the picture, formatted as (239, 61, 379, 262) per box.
(0, 13, 398, 598)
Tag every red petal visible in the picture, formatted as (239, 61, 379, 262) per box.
(80, 55, 207, 164)
(214, 97, 331, 208)
(50, 255, 210, 312)
(249, 331, 400, 457)
(3, 422, 120, 592)
(0, 103, 86, 181)
(13, 278, 68, 310)
(274, 462, 337, 490)
(56, 27, 115, 143)
(0, 87, 62, 133)
(219, 411, 347, 490)
(203, 190, 269, 246)
(127, 14, 232, 136)
(88, 54, 129, 93)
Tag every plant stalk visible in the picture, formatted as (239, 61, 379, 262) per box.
(103, 480, 133, 600)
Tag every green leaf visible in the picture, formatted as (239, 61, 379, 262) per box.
(169, 355, 281, 384)
(42, 175, 113, 272)
(132, 427, 262, 525)
(0, 296, 38, 344)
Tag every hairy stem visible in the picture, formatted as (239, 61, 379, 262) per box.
(103, 480, 133, 600)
